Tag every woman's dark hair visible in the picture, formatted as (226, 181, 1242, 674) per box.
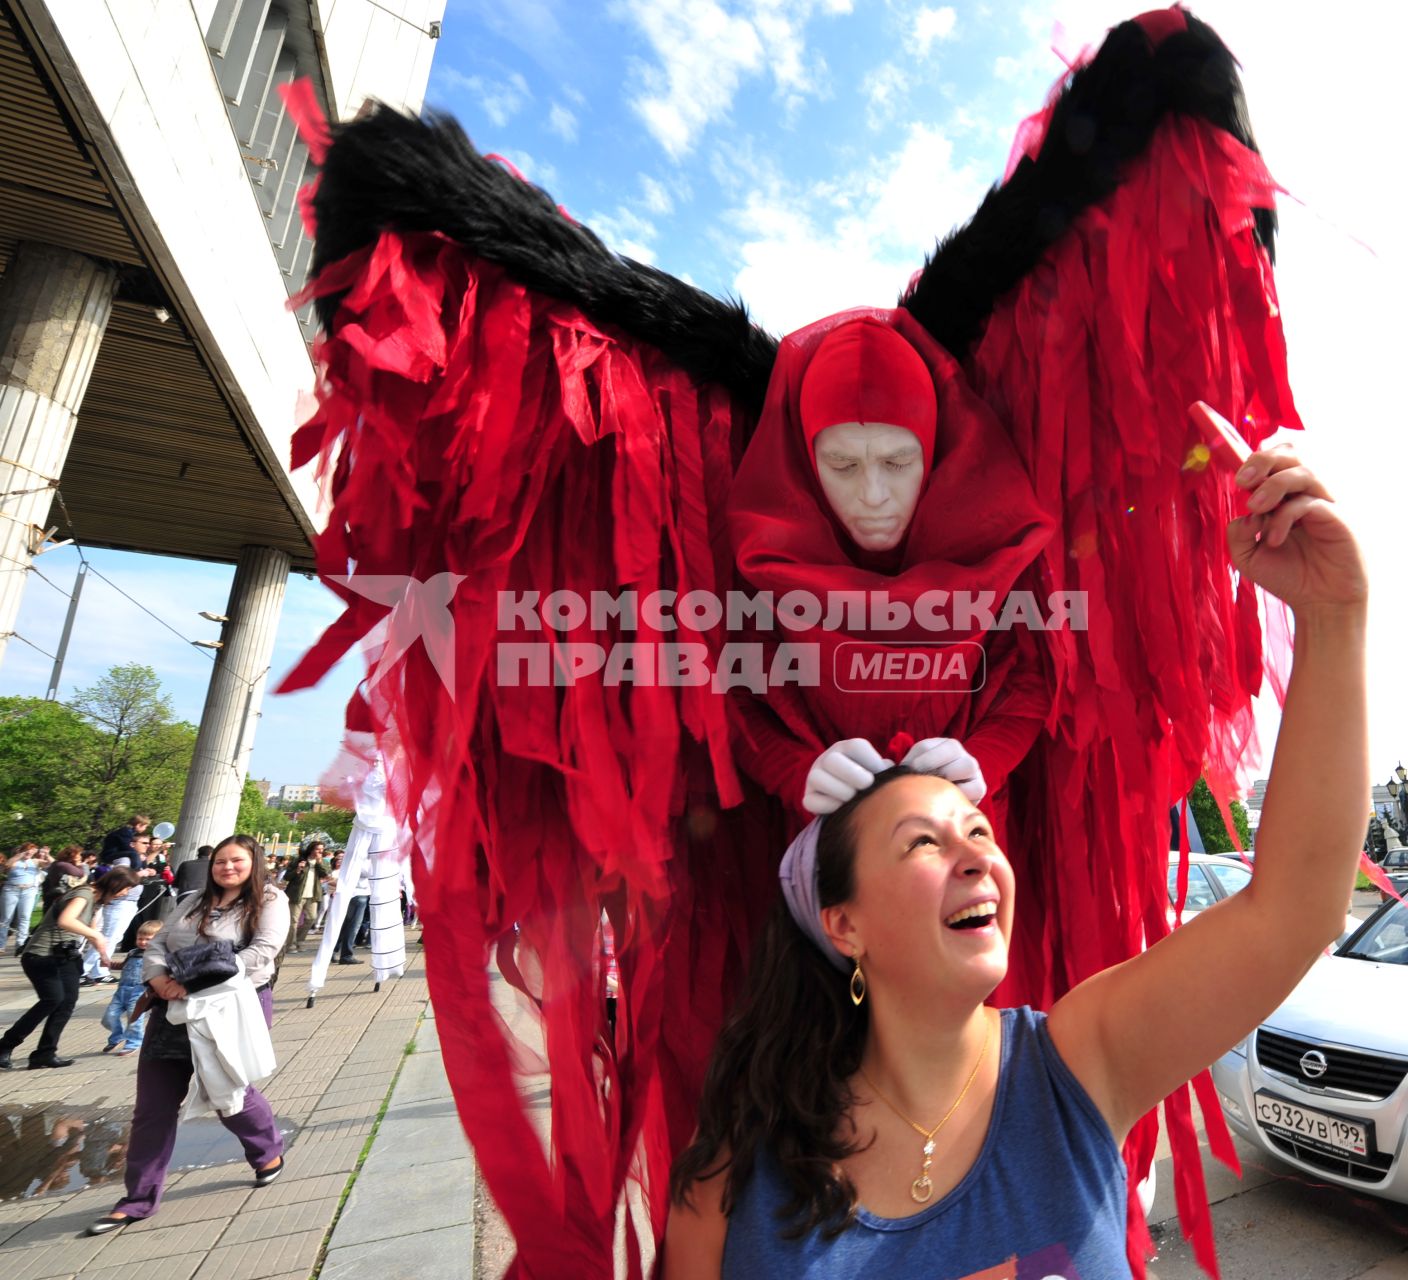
(94, 868, 139, 902)
(192, 835, 269, 938)
(670, 767, 917, 1238)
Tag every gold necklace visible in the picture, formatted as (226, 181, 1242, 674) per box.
(858, 1014, 993, 1204)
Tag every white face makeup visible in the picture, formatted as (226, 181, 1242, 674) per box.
(813, 422, 926, 552)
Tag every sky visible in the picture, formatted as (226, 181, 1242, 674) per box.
(1, 0, 1402, 803)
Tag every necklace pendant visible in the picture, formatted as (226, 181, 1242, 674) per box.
(910, 1175, 934, 1204)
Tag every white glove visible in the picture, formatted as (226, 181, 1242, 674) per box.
(803, 739, 893, 816)
(901, 737, 986, 804)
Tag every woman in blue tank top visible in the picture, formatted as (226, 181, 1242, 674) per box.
(664, 436, 1368, 1279)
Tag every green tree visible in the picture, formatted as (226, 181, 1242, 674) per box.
(63, 665, 196, 846)
(0, 697, 102, 849)
(1189, 777, 1252, 853)
(236, 778, 295, 840)
(308, 807, 355, 845)
(0, 665, 196, 849)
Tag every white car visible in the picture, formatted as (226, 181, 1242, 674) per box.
(1167, 851, 1359, 944)
(1210, 900, 1408, 1202)
(1167, 851, 1253, 924)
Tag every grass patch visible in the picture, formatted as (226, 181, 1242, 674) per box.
(1356, 870, 1374, 891)
(309, 1010, 426, 1279)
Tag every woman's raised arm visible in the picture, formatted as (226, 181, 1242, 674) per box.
(1049, 417, 1369, 1141)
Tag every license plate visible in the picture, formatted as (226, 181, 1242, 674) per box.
(1254, 1092, 1369, 1157)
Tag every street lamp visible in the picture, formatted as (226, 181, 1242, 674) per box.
(1388, 764, 1408, 836)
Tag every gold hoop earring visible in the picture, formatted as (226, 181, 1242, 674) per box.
(850, 956, 866, 1007)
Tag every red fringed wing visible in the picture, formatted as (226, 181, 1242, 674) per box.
(966, 111, 1298, 1276)
(280, 230, 781, 1277)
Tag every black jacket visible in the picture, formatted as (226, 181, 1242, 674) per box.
(173, 857, 210, 896)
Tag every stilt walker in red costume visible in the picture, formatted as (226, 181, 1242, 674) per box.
(278, 9, 1298, 1274)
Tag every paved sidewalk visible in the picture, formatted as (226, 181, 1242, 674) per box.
(0, 937, 429, 1280)
(319, 1005, 475, 1280)
(317, 976, 538, 1280)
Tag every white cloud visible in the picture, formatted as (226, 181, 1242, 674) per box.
(724, 120, 988, 334)
(863, 62, 909, 130)
(639, 175, 674, 216)
(913, 5, 957, 54)
(614, 0, 844, 159)
(992, 54, 1023, 83)
(589, 205, 660, 264)
(617, 0, 764, 159)
(436, 68, 533, 129)
(547, 102, 579, 143)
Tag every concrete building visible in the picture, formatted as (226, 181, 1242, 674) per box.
(0, 0, 445, 863)
(275, 781, 320, 807)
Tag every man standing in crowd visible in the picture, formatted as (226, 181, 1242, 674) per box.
(284, 843, 327, 953)
(173, 845, 212, 902)
(0, 843, 48, 955)
(336, 859, 371, 965)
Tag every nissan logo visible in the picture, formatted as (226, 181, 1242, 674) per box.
(1300, 1049, 1329, 1079)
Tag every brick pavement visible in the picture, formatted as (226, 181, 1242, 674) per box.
(0, 934, 430, 1280)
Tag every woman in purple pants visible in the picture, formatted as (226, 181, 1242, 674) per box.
(87, 835, 291, 1235)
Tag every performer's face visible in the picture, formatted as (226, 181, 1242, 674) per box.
(812, 422, 925, 552)
(823, 775, 1013, 1006)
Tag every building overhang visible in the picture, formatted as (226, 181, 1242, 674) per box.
(1, 0, 321, 571)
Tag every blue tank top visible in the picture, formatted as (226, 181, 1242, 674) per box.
(721, 1007, 1130, 1280)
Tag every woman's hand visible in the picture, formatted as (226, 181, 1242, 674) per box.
(1195, 407, 1368, 614)
(150, 974, 187, 1000)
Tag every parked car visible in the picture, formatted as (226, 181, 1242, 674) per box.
(1167, 851, 1252, 924)
(1167, 852, 1358, 944)
(1378, 848, 1408, 902)
(1210, 899, 1408, 1203)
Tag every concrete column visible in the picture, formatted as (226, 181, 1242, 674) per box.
(0, 243, 118, 668)
(171, 544, 291, 866)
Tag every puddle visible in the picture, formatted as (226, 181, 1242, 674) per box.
(1, 1104, 299, 1201)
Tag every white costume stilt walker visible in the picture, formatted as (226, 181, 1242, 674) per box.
(307, 754, 407, 1007)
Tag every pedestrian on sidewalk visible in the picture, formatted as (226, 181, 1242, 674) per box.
(0, 867, 139, 1070)
(0, 841, 43, 955)
(83, 833, 155, 984)
(102, 919, 162, 1056)
(87, 835, 290, 1235)
(40, 846, 85, 913)
(336, 859, 371, 964)
(284, 842, 327, 953)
